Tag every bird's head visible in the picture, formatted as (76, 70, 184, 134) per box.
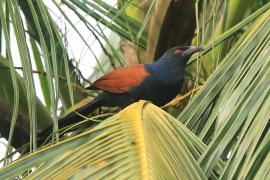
(161, 46, 204, 64)
(149, 46, 203, 82)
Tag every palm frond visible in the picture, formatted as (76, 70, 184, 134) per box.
(0, 101, 210, 179)
(178, 7, 270, 177)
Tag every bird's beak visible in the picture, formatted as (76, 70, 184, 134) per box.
(186, 46, 204, 55)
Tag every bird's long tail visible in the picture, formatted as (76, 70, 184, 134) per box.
(39, 99, 101, 138)
(59, 99, 102, 128)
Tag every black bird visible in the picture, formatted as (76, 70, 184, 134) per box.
(44, 46, 203, 133)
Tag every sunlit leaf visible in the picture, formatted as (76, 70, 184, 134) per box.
(0, 101, 207, 179)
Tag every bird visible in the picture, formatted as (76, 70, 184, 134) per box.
(44, 46, 203, 133)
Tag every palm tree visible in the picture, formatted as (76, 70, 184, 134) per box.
(0, 0, 269, 179)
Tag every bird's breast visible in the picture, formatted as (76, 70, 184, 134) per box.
(129, 74, 184, 106)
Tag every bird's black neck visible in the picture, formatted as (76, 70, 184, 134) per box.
(145, 59, 186, 84)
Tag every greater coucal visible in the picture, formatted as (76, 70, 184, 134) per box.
(45, 46, 203, 132)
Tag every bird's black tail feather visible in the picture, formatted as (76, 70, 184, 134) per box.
(57, 99, 101, 129)
(39, 99, 101, 139)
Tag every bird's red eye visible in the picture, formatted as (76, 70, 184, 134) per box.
(175, 49, 182, 54)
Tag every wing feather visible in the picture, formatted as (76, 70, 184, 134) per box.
(89, 64, 149, 93)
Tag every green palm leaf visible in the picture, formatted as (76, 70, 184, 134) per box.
(178, 7, 270, 178)
(0, 101, 209, 179)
